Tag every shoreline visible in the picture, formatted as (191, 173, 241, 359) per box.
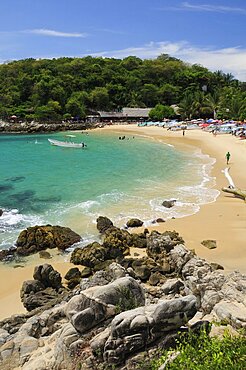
(99, 125, 246, 272)
(0, 124, 245, 320)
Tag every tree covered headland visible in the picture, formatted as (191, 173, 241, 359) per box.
(0, 54, 245, 122)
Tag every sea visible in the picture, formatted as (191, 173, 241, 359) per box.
(0, 130, 220, 251)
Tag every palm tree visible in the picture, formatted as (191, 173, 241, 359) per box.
(206, 90, 221, 119)
(178, 92, 195, 119)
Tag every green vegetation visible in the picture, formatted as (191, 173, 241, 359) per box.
(150, 330, 246, 370)
(149, 104, 175, 121)
(0, 54, 245, 121)
(115, 286, 139, 314)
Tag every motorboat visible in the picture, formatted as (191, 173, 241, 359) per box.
(48, 139, 86, 148)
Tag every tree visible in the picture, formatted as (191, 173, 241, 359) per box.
(65, 97, 86, 118)
(159, 84, 180, 105)
(120, 56, 142, 71)
(178, 92, 195, 119)
(206, 90, 221, 119)
(141, 84, 159, 107)
(90, 87, 109, 110)
(149, 104, 175, 120)
(34, 100, 61, 121)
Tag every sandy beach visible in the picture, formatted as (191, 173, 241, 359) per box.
(102, 125, 246, 271)
(0, 125, 245, 320)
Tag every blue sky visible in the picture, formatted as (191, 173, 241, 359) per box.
(0, 0, 246, 80)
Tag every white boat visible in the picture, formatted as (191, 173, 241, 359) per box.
(48, 139, 86, 148)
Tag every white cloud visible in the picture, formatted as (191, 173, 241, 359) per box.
(27, 29, 88, 38)
(182, 2, 246, 14)
(158, 2, 246, 14)
(87, 41, 246, 81)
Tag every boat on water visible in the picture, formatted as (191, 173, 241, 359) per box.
(48, 139, 86, 148)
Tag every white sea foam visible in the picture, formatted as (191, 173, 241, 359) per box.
(0, 208, 44, 249)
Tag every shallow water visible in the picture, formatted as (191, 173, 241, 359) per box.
(0, 131, 219, 249)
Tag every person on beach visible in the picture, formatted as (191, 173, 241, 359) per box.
(226, 151, 231, 165)
(182, 129, 185, 136)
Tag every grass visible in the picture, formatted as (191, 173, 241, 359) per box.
(115, 286, 140, 314)
(150, 329, 246, 370)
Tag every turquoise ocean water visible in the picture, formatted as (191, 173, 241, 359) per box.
(0, 131, 219, 250)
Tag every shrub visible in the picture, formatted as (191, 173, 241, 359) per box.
(150, 329, 246, 370)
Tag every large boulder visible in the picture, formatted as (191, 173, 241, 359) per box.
(102, 227, 132, 258)
(201, 239, 217, 249)
(33, 264, 62, 290)
(65, 277, 145, 334)
(20, 286, 65, 312)
(20, 264, 64, 311)
(64, 267, 83, 290)
(64, 267, 82, 281)
(70, 228, 134, 268)
(146, 231, 183, 271)
(70, 228, 148, 268)
(96, 216, 114, 234)
(0, 247, 16, 262)
(126, 218, 144, 228)
(131, 257, 165, 281)
(91, 295, 197, 365)
(162, 199, 176, 208)
(70, 242, 106, 267)
(16, 225, 81, 256)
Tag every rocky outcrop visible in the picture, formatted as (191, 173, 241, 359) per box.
(201, 239, 217, 249)
(20, 264, 66, 311)
(64, 267, 82, 289)
(70, 227, 148, 268)
(39, 251, 52, 259)
(0, 229, 245, 370)
(146, 230, 184, 272)
(126, 218, 144, 228)
(162, 199, 176, 208)
(0, 247, 16, 262)
(0, 121, 89, 134)
(99, 295, 197, 365)
(70, 242, 107, 268)
(16, 225, 81, 256)
(65, 277, 145, 334)
(96, 216, 114, 233)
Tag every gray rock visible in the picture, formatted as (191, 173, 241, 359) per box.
(39, 251, 52, 259)
(213, 300, 246, 329)
(107, 262, 127, 280)
(0, 328, 10, 346)
(80, 266, 92, 278)
(64, 267, 82, 281)
(96, 216, 114, 233)
(103, 295, 197, 365)
(161, 279, 185, 295)
(201, 240, 217, 249)
(162, 200, 176, 208)
(126, 219, 144, 228)
(146, 231, 184, 271)
(33, 264, 62, 290)
(65, 277, 145, 334)
(19, 336, 39, 364)
(79, 270, 111, 291)
(148, 272, 165, 286)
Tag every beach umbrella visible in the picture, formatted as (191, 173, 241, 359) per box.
(199, 123, 210, 128)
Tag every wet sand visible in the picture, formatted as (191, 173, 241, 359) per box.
(0, 125, 245, 320)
